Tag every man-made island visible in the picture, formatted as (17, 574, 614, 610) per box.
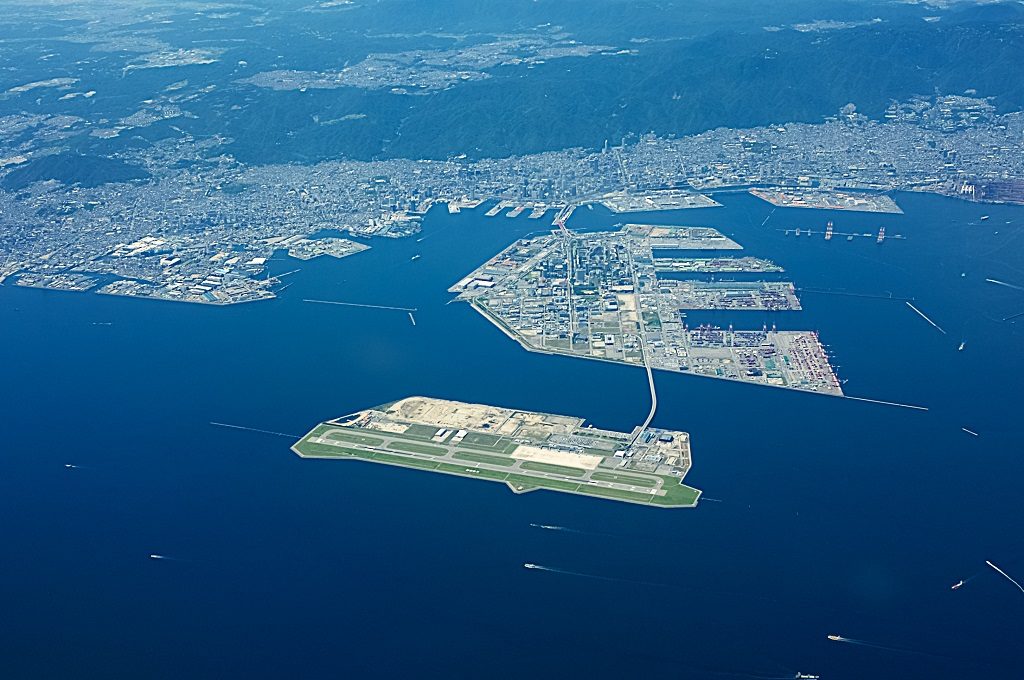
(450, 224, 841, 396)
(292, 396, 700, 508)
(750, 187, 903, 213)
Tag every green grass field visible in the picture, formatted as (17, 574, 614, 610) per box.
(518, 461, 588, 477)
(400, 423, 442, 440)
(651, 477, 701, 506)
(460, 432, 502, 448)
(368, 452, 441, 470)
(387, 441, 448, 456)
(453, 435, 519, 454)
(453, 451, 517, 467)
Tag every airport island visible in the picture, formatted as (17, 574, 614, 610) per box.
(292, 397, 700, 508)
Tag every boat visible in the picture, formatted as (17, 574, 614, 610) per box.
(827, 635, 843, 642)
(958, 341, 966, 351)
(410, 254, 421, 261)
(523, 563, 538, 569)
(980, 215, 990, 221)
(951, 580, 964, 590)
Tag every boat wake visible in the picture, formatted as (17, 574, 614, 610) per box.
(530, 523, 586, 534)
(828, 634, 945, 658)
(987, 560, 1024, 594)
(523, 563, 667, 588)
(528, 523, 617, 538)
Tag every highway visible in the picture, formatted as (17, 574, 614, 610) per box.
(628, 247, 658, 445)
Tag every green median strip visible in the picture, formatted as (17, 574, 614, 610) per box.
(386, 441, 447, 456)
(518, 461, 588, 477)
(369, 452, 440, 470)
(453, 439, 519, 454)
(453, 451, 517, 466)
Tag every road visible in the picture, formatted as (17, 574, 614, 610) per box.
(627, 247, 658, 445)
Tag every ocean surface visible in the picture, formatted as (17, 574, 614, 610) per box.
(2, 191, 1023, 679)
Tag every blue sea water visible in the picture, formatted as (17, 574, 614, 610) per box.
(2, 191, 1023, 679)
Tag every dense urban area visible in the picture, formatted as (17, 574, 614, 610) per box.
(1, 93, 1021, 304)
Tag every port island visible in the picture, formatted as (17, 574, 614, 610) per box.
(292, 396, 700, 508)
(450, 224, 842, 396)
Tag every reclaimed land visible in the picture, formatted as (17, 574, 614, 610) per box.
(292, 427, 699, 509)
